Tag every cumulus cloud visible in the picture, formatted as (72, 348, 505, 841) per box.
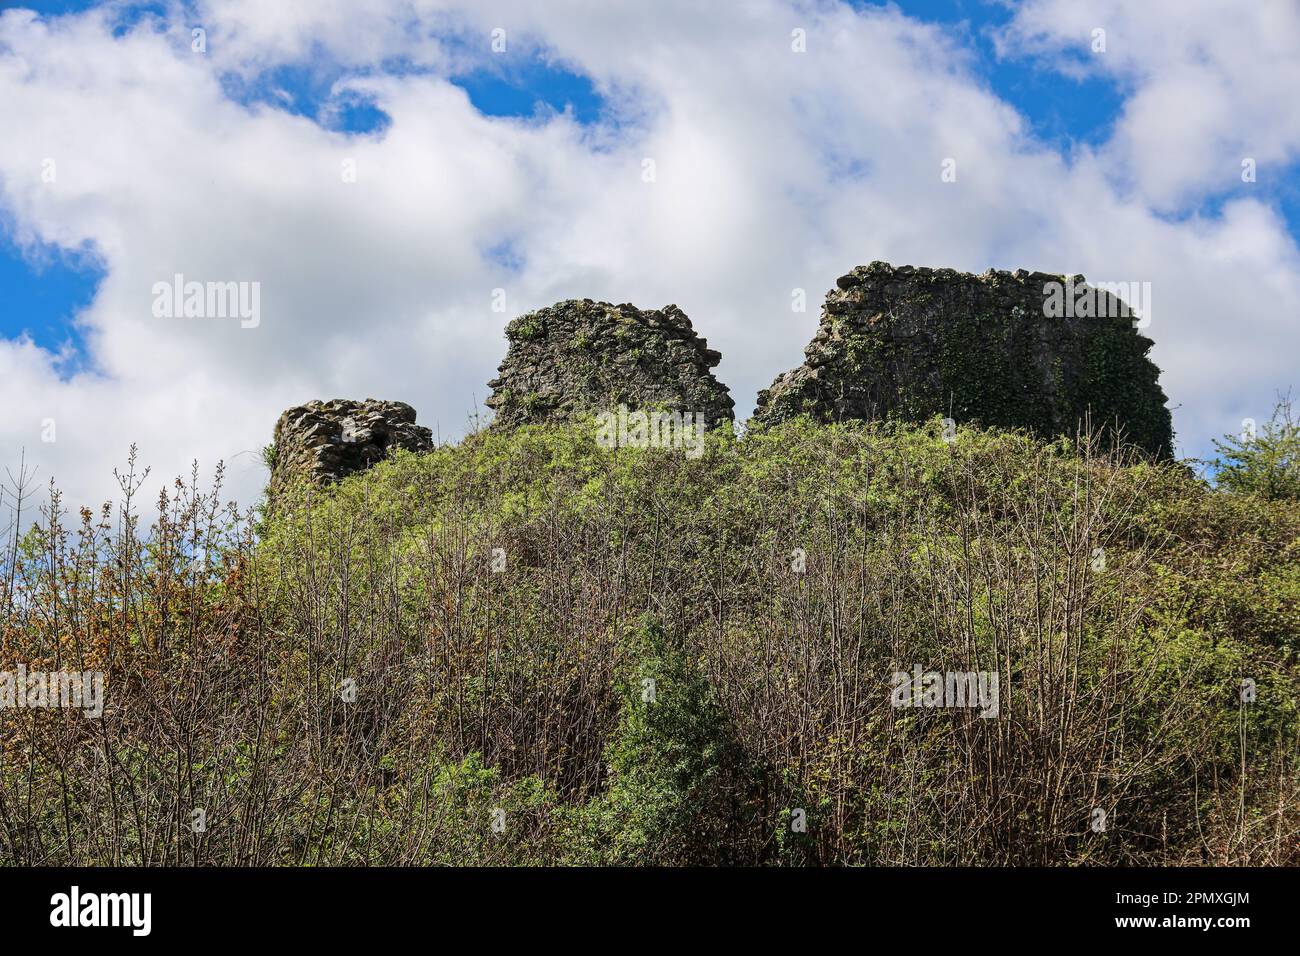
(0, 0, 1297, 513)
(999, 0, 1300, 209)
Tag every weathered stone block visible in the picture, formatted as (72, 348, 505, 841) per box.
(485, 299, 734, 428)
(269, 398, 432, 495)
(753, 262, 1173, 457)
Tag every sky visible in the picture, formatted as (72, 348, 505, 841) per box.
(1, 0, 1298, 512)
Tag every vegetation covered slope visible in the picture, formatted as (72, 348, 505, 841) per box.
(1, 418, 1297, 865)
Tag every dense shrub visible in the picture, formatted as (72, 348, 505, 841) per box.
(1211, 396, 1300, 502)
(1, 419, 1297, 865)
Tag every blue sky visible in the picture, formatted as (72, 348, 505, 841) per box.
(2, 0, 1298, 506)
(8, 0, 1296, 381)
(3, 0, 604, 364)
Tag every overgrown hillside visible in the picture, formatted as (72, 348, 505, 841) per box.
(2, 418, 1298, 865)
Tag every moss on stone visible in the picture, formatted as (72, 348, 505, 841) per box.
(486, 299, 735, 428)
(752, 262, 1174, 458)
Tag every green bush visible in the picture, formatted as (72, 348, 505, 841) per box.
(1212, 396, 1300, 501)
(570, 615, 765, 865)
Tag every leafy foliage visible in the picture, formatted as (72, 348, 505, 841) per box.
(1, 419, 1297, 865)
(1212, 396, 1300, 500)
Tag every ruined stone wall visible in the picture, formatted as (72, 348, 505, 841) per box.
(485, 299, 734, 428)
(268, 263, 1175, 498)
(269, 398, 433, 495)
(753, 262, 1173, 457)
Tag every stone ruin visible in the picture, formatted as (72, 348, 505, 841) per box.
(484, 299, 735, 428)
(268, 398, 433, 496)
(268, 266, 1175, 494)
(753, 262, 1173, 458)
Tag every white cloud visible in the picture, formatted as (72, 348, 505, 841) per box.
(0, 0, 1297, 513)
(999, 0, 1300, 209)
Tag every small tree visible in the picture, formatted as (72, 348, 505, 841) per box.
(1213, 395, 1300, 500)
